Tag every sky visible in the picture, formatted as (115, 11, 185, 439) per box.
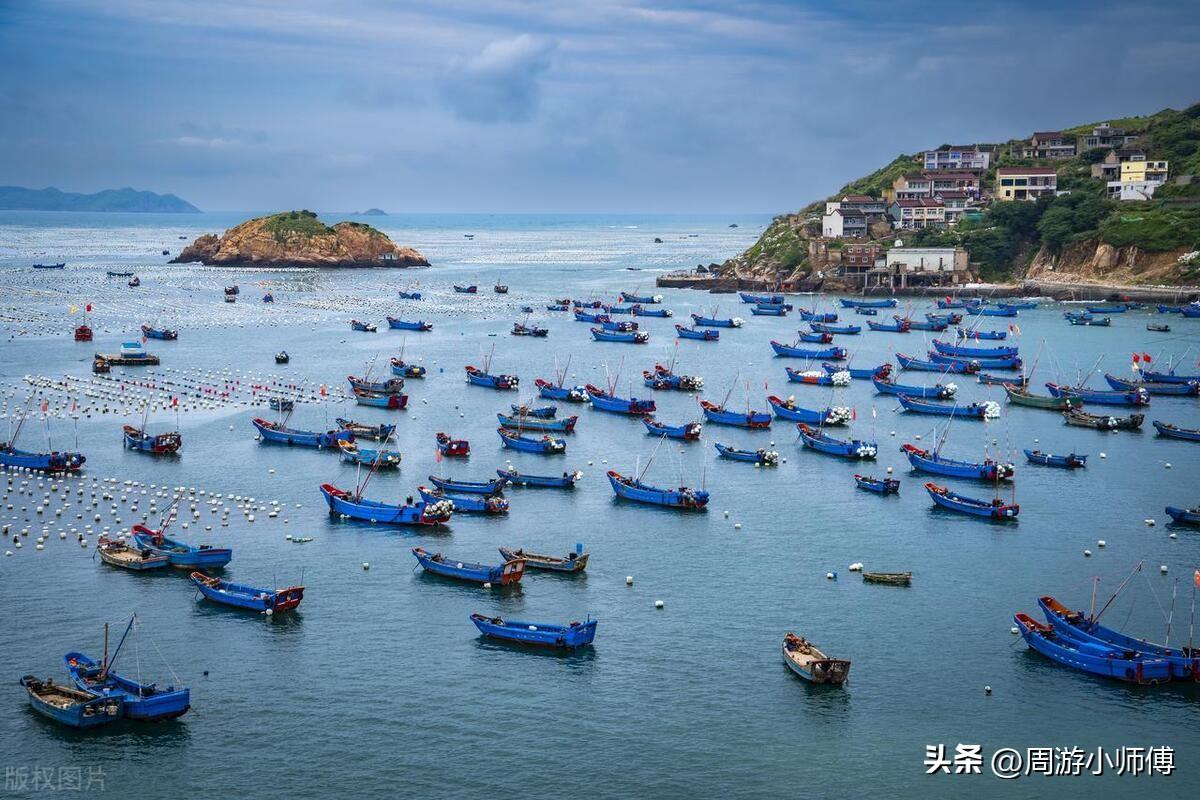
(1, 0, 1198, 214)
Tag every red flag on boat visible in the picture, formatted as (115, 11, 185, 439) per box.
(1133, 353, 1140, 363)
(41, 401, 48, 413)
(85, 303, 92, 312)
(1194, 569, 1200, 589)
(852, 407, 857, 421)
(172, 396, 179, 407)
(320, 384, 327, 397)
(1142, 353, 1151, 363)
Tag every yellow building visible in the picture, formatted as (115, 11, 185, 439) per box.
(1118, 160, 1168, 183)
(994, 167, 1057, 201)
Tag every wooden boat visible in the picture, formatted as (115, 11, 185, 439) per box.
(586, 384, 655, 414)
(642, 416, 702, 440)
(607, 470, 709, 509)
(1105, 373, 1199, 396)
(1046, 382, 1150, 406)
(855, 475, 899, 494)
(866, 319, 909, 333)
(140, 324, 178, 340)
(1014, 613, 1170, 684)
(675, 324, 719, 341)
(1063, 409, 1144, 430)
(465, 365, 518, 389)
(767, 395, 845, 425)
(593, 326, 649, 343)
(796, 424, 876, 459)
(497, 428, 566, 453)
(956, 328, 1007, 340)
(350, 319, 377, 332)
(123, 426, 181, 454)
(512, 322, 549, 337)
(1004, 384, 1074, 410)
(498, 546, 588, 572)
(132, 523, 232, 568)
(320, 484, 453, 525)
(92, 355, 110, 373)
(810, 322, 860, 335)
(872, 375, 954, 399)
(631, 304, 672, 317)
(901, 444, 1013, 480)
(690, 313, 742, 328)
(700, 400, 771, 428)
(824, 362, 890, 380)
(714, 443, 778, 465)
(337, 440, 401, 468)
(1165, 506, 1200, 525)
(1024, 449, 1086, 468)
(781, 633, 850, 685)
(497, 413, 577, 433)
(840, 298, 896, 309)
(752, 304, 788, 316)
(896, 352, 977, 374)
(862, 572, 911, 586)
(771, 341, 846, 359)
(191, 571, 304, 613)
(0, 444, 86, 472)
(621, 292, 662, 304)
(897, 394, 995, 419)
(1153, 420, 1200, 441)
(1142, 367, 1200, 384)
(925, 482, 1018, 519)
(436, 432, 470, 457)
(536, 378, 589, 402)
(429, 475, 507, 495)
(74, 324, 93, 342)
(932, 339, 1018, 360)
(471, 614, 596, 648)
(978, 372, 1027, 387)
(252, 418, 353, 448)
(275, 351, 289, 364)
(453, 284, 478, 294)
(353, 388, 408, 409)
(412, 547, 524, 584)
(64, 637, 190, 721)
(494, 284, 509, 294)
(96, 535, 169, 570)
(495, 467, 581, 488)
(418, 486, 508, 514)
(386, 317, 433, 331)
(335, 418, 395, 441)
(19, 675, 122, 729)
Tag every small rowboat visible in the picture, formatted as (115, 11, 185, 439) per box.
(353, 387, 408, 409)
(810, 322, 860, 335)
(771, 341, 847, 359)
(253, 418, 353, 448)
(1165, 506, 1200, 525)
(862, 572, 911, 586)
(1024, 449, 1086, 468)
(19, 675, 123, 729)
(453, 285, 478, 294)
(714, 442, 778, 465)
(872, 375, 954, 399)
(1004, 385, 1074, 410)
(465, 365, 519, 389)
(350, 320, 377, 332)
(471, 614, 597, 648)
(191, 571, 304, 613)
(675, 324, 719, 341)
(700, 400, 771, 428)
(607, 470, 709, 509)
(901, 443, 1013, 480)
(592, 326, 649, 343)
(498, 546, 588, 572)
(386, 317, 433, 331)
(796, 424, 877, 459)
(766, 395, 847, 426)
(413, 547, 524, 584)
(512, 322, 549, 337)
(1046, 383, 1149, 406)
(691, 313, 742, 328)
(335, 418, 395, 441)
(436, 432, 470, 457)
(337, 441, 401, 469)
(418, 486, 508, 514)
(642, 416, 702, 440)
(122, 426, 182, 454)
(1153, 421, 1200, 441)
(897, 394, 995, 419)
(621, 292, 662, 304)
(96, 535, 169, 570)
(497, 413, 578, 432)
(1014, 613, 1170, 684)
(140, 324, 178, 340)
(497, 428, 566, 453)
(854, 475, 899, 494)
(752, 304, 788, 316)
(391, 359, 427, 378)
(429, 475, 507, 495)
(1063, 409, 1143, 430)
(840, 298, 896, 309)
(925, 482, 1018, 519)
(131, 525, 231, 569)
(586, 384, 655, 414)
(65, 647, 190, 721)
(1104, 373, 1199, 396)
(0, 444, 86, 472)
(320, 484, 453, 525)
(782, 633, 850, 685)
(632, 305, 672, 318)
(824, 362, 891, 380)
(866, 319, 909, 333)
(536, 378, 589, 402)
(495, 467, 581, 488)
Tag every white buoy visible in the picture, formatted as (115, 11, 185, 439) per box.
(1161, 565, 1168, 574)
(1099, 452, 1106, 458)
(362, 562, 370, 570)
(655, 600, 664, 609)
(1098, 540, 1106, 547)
(1169, 532, 1177, 539)
(483, 582, 492, 589)
(1145, 519, 1156, 526)
(264, 608, 273, 617)
(1165, 463, 1172, 469)
(1011, 627, 1019, 635)
(1083, 549, 1091, 557)
(723, 510, 729, 518)
(733, 522, 742, 529)
(985, 686, 992, 695)
(826, 572, 834, 579)
(625, 576, 633, 586)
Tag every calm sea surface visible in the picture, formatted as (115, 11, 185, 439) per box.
(0, 211, 1198, 798)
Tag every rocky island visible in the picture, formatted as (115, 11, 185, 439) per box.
(172, 210, 429, 268)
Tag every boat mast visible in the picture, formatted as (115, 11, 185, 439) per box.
(102, 622, 109, 674)
(1165, 578, 1178, 647)
(1089, 576, 1098, 621)
(1093, 561, 1143, 623)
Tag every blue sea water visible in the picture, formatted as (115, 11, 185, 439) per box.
(0, 211, 1199, 798)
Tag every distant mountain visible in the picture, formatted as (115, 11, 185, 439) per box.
(360, 208, 387, 216)
(0, 185, 200, 213)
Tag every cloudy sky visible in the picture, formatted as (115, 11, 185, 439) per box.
(1, 0, 1198, 213)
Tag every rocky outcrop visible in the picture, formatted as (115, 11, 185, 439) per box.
(1025, 238, 1194, 285)
(172, 211, 429, 268)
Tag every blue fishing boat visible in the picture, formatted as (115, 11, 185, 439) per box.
(872, 375, 954, 399)
(798, 331, 834, 344)
(651, 363, 703, 390)
(191, 571, 304, 613)
(602, 304, 634, 315)
(796, 424, 877, 459)
(904, 317, 947, 332)
(19, 675, 122, 729)
(348, 374, 405, 394)
(352, 388, 408, 409)
(824, 362, 891, 380)
(786, 367, 837, 386)
(1024, 449, 1087, 468)
(1165, 506, 1200, 525)
(896, 352, 977, 374)
(1087, 304, 1127, 313)
(632, 305, 673, 318)
(642, 416, 702, 440)
(470, 614, 597, 649)
(131, 524, 232, 568)
(391, 358, 427, 378)
(855, 474, 899, 494)
(675, 324, 718, 341)
(840, 298, 897, 309)
(1153, 421, 1200, 441)
(510, 404, 556, 418)
(413, 547, 525, 584)
(1000, 300, 1038, 311)
(936, 299, 968, 309)
(335, 418, 395, 440)
(977, 372, 1028, 387)
(897, 394, 994, 419)
(1014, 612, 1170, 684)
(1157, 305, 1183, 314)
(140, 324, 178, 340)
(495, 467, 581, 488)
(453, 285, 478, 294)
(123, 426, 182, 454)
(586, 384, 655, 414)
(418, 486, 508, 514)
(797, 310, 837, 323)
(1045, 383, 1150, 406)
(1104, 373, 1199, 396)
(386, 317, 433, 331)
(430, 474, 507, 494)
(0, 444, 86, 472)
(932, 339, 1018, 359)
(546, 303, 569, 311)
(901, 443, 1013, 480)
(572, 300, 603, 308)
(772, 341, 847, 359)
(927, 350, 1022, 371)
(606, 470, 709, 509)
(350, 319, 377, 332)
(536, 378, 588, 402)
(964, 304, 1017, 317)
(497, 428, 566, 453)
(592, 327, 649, 343)
(766, 395, 848, 425)
(925, 482, 1018, 519)
(1143, 367, 1200, 384)
(574, 309, 608, 323)
(866, 319, 909, 333)
(319, 483, 453, 525)
(957, 328, 1007, 340)
(337, 441, 401, 468)
(715, 442, 778, 465)
(499, 545, 589, 572)
(700, 400, 771, 428)
(691, 313, 743, 328)
(855, 307, 879, 316)
(752, 304, 788, 316)
(398, 289, 423, 300)
(1064, 311, 1111, 326)
(810, 321, 860, 335)
(740, 292, 785, 305)
(465, 365, 519, 389)
(925, 312, 962, 326)
(497, 413, 578, 432)
(65, 636, 190, 720)
(252, 418, 353, 448)
(620, 292, 662, 304)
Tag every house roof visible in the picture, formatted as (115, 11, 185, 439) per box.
(923, 170, 980, 181)
(996, 167, 1057, 175)
(893, 199, 945, 208)
(928, 145, 984, 153)
(936, 190, 969, 199)
(901, 173, 930, 182)
(841, 194, 879, 203)
(1032, 131, 1064, 139)
(835, 208, 867, 218)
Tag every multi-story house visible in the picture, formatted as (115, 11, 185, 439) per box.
(1107, 160, 1169, 201)
(888, 198, 947, 230)
(1091, 148, 1146, 180)
(922, 146, 992, 171)
(881, 247, 970, 288)
(891, 173, 933, 201)
(838, 194, 888, 218)
(821, 208, 868, 238)
(1080, 123, 1139, 151)
(841, 242, 881, 276)
(995, 167, 1057, 201)
(925, 170, 982, 198)
(1020, 131, 1076, 159)
(935, 191, 971, 225)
